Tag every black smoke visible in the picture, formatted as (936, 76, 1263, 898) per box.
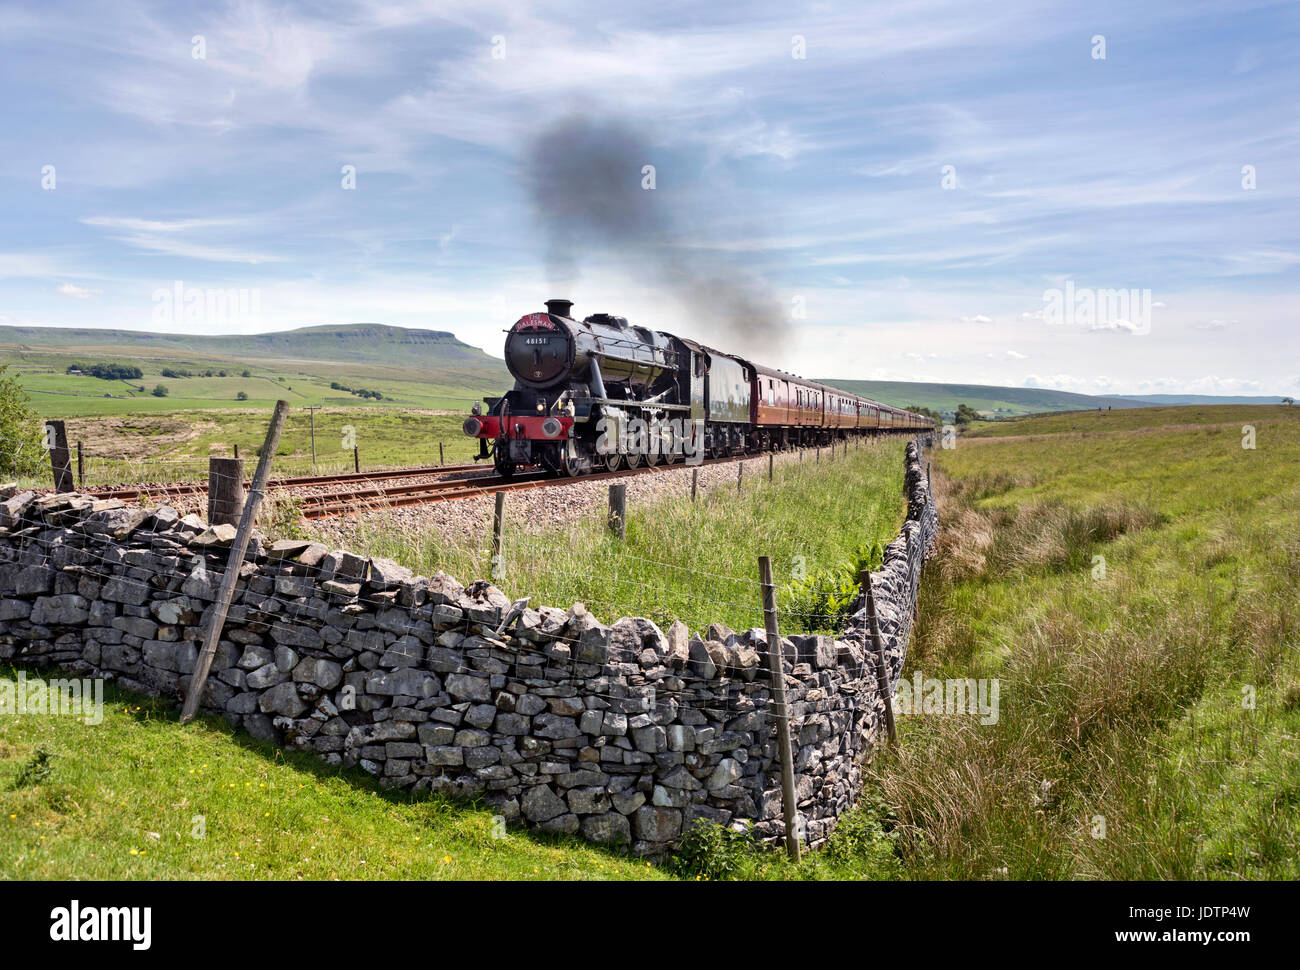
(524, 115, 785, 357)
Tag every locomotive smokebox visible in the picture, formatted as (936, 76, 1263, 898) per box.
(545, 298, 574, 318)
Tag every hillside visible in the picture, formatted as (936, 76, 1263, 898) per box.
(815, 378, 1147, 417)
(1114, 393, 1290, 406)
(1, 323, 511, 417)
(0, 323, 498, 369)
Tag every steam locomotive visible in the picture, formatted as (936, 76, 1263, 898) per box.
(463, 299, 935, 477)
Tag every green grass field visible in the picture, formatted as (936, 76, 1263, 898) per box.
(56, 408, 488, 485)
(874, 404, 1300, 878)
(6, 348, 500, 418)
(0, 670, 670, 880)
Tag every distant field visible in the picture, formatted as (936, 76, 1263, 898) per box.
(5, 347, 504, 419)
(818, 378, 1151, 418)
(962, 403, 1295, 437)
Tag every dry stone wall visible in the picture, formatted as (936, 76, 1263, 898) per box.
(0, 439, 936, 856)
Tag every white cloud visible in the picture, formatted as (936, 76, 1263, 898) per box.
(56, 283, 100, 299)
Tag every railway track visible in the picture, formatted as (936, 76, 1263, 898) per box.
(82, 431, 914, 520)
(297, 451, 771, 519)
(84, 463, 480, 501)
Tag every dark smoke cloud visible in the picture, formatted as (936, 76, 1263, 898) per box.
(524, 115, 786, 358)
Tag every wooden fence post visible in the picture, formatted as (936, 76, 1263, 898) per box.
(439, 442, 445, 466)
(768, 452, 774, 481)
(608, 483, 627, 539)
(181, 400, 289, 724)
(353, 445, 360, 473)
(759, 555, 801, 862)
(861, 570, 898, 746)
(691, 468, 699, 502)
(233, 443, 239, 460)
(737, 461, 743, 494)
(45, 420, 73, 493)
(492, 492, 507, 573)
(207, 457, 245, 526)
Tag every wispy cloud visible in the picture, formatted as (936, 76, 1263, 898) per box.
(0, 0, 1295, 394)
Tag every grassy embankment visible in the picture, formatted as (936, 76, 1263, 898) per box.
(301, 439, 909, 636)
(1, 439, 911, 880)
(869, 403, 1300, 879)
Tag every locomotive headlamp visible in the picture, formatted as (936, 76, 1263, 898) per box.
(536, 401, 545, 412)
(541, 417, 564, 438)
(471, 402, 482, 416)
(462, 417, 482, 437)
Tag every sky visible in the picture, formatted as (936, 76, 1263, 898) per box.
(1, 0, 1297, 397)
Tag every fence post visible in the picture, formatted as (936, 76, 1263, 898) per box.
(439, 442, 445, 466)
(608, 483, 627, 539)
(691, 468, 699, 502)
(737, 461, 743, 494)
(758, 555, 801, 862)
(233, 443, 239, 460)
(181, 400, 289, 724)
(353, 445, 360, 474)
(861, 569, 898, 746)
(768, 452, 774, 482)
(76, 440, 84, 487)
(492, 492, 507, 573)
(816, 444, 820, 463)
(44, 420, 74, 493)
(207, 457, 245, 527)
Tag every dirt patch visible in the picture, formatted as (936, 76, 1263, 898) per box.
(66, 416, 220, 460)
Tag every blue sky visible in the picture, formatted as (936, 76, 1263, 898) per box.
(1, 0, 1297, 396)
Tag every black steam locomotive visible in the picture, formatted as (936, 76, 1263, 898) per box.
(463, 299, 934, 477)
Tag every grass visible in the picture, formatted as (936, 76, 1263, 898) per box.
(9, 408, 488, 488)
(0, 661, 911, 881)
(303, 439, 910, 636)
(866, 404, 1300, 879)
(0, 666, 672, 881)
(2, 332, 506, 419)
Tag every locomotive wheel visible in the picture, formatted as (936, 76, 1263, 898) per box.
(601, 453, 622, 472)
(561, 453, 583, 477)
(663, 450, 680, 465)
(625, 453, 643, 469)
(494, 459, 516, 478)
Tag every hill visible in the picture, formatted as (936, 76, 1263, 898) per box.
(1114, 393, 1290, 406)
(815, 378, 1148, 418)
(0, 323, 511, 417)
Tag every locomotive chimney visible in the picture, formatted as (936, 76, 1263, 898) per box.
(545, 299, 574, 318)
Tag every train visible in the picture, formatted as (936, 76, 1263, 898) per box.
(463, 299, 935, 477)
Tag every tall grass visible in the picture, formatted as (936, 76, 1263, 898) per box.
(302, 441, 909, 636)
(864, 408, 1300, 879)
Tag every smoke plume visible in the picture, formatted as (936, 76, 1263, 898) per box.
(524, 115, 785, 357)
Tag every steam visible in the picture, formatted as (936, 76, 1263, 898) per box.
(524, 115, 785, 356)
